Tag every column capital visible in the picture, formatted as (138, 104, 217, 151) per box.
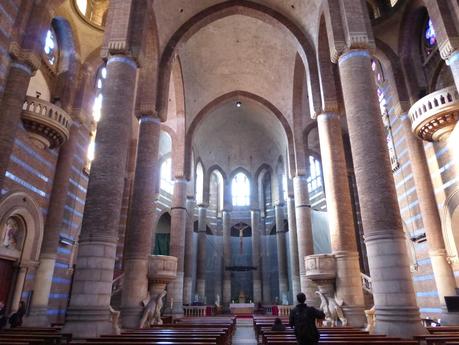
(107, 54, 138, 70)
(316, 112, 341, 121)
(9, 42, 41, 73)
(137, 112, 161, 124)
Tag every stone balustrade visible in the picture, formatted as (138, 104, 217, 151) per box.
(183, 306, 207, 317)
(21, 96, 72, 149)
(408, 85, 459, 141)
(278, 305, 294, 316)
(361, 273, 372, 294)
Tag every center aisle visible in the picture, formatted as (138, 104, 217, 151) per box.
(233, 318, 258, 345)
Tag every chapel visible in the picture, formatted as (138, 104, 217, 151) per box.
(0, 0, 459, 343)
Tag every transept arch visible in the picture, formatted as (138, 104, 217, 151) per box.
(155, 0, 322, 121)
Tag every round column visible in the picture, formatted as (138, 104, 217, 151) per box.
(447, 51, 459, 92)
(275, 203, 289, 300)
(0, 60, 34, 190)
(400, 115, 458, 321)
(317, 112, 365, 326)
(183, 197, 196, 305)
(168, 178, 188, 316)
(286, 196, 301, 300)
(196, 205, 208, 299)
(121, 114, 161, 328)
(261, 217, 271, 304)
(251, 209, 262, 303)
(338, 49, 425, 338)
(25, 124, 81, 327)
(222, 210, 232, 307)
(62, 55, 138, 338)
(293, 176, 317, 306)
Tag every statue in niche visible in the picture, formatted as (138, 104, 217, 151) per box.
(139, 290, 167, 328)
(316, 290, 347, 327)
(365, 306, 376, 333)
(2, 218, 19, 250)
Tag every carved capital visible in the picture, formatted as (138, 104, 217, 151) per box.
(441, 37, 459, 62)
(9, 42, 41, 72)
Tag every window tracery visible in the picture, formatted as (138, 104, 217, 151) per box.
(307, 156, 322, 193)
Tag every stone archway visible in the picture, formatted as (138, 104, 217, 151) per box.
(0, 192, 43, 312)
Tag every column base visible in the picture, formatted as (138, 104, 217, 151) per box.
(62, 306, 119, 338)
(23, 306, 49, 327)
(342, 305, 366, 328)
(375, 306, 427, 338)
(120, 306, 143, 329)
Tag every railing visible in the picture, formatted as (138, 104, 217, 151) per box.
(21, 96, 72, 148)
(278, 305, 294, 316)
(263, 305, 273, 315)
(112, 273, 124, 296)
(408, 85, 459, 141)
(361, 273, 372, 294)
(183, 306, 207, 317)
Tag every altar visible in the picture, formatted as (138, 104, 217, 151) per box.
(229, 303, 255, 316)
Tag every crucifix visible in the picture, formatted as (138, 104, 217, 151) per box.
(233, 222, 249, 254)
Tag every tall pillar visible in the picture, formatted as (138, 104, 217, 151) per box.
(274, 203, 288, 300)
(62, 55, 137, 338)
(338, 49, 425, 337)
(25, 123, 81, 326)
(261, 217, 271, 304)
(196, 205, 207, 299)
(400, 115, 457, 320)
(222, 210, 232, 307)
(293, 176, 317, 305)
(286, 195, 301, 300)
(251, 209, 262, 303)
(183, 197, 196, 305)
(0, 60, 34, 190)
(120, 114, 161, 328)
(169, 178, 188, 316)
(446, 51, 459, 91)
(317, 112, 365, 326)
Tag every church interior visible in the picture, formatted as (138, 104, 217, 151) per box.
(1, 0, 459, 343)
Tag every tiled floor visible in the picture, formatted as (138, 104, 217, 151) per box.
(233, 318, 257, 345)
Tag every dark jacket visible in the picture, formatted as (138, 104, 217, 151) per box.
(289, 303, 325, 342)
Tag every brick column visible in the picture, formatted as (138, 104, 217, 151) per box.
(62, 55, 137, 338)
(317, 112, 365, 326)
(196, 205, 207, 299)
(251, 209, 262, 303)
(400, 114, 458, 321)
(25, 123, 81, 327)
(261, 217, 271, 304)
(0, 60, 34, 190)
(222, 210, 232, 307)
(286, 195, 301, 299)
(120, 114, 161, 328)
(169, 178, 188, 316)
(338, 49, 425, 337)
(183, 197, 196, 305)
(293, 176, 317, 305)
(274, 203, 288, 299)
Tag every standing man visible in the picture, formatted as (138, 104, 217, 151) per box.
(289, 292, 325, 345)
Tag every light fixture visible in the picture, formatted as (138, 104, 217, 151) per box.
(236, 101, 242, 108)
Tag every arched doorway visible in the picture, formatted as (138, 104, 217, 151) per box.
(0, 192, 43, 313)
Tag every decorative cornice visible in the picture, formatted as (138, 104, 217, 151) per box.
(440, 37, 459, 61)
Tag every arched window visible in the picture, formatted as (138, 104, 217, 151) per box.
(195, 162, 204, 204)
(307, 156, 322, 193)
(160, 158, 173, 194)
(232, 172, 250, 207)
(282, 174, 288, 201)
(262, 172, 272, 216)
(43, 28, 58, 66)
(209, 171, 224, 216)
(424, 17, 437, 53)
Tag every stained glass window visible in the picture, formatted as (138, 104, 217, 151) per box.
(425, 18, 437, 48)
(44, 29, 58, 65)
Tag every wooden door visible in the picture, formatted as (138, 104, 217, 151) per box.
(0, 258, 14, 305)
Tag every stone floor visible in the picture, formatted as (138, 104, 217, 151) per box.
(233, 318, 257, 345)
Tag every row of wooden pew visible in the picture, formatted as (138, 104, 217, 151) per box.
(252, 316, 459, 345)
